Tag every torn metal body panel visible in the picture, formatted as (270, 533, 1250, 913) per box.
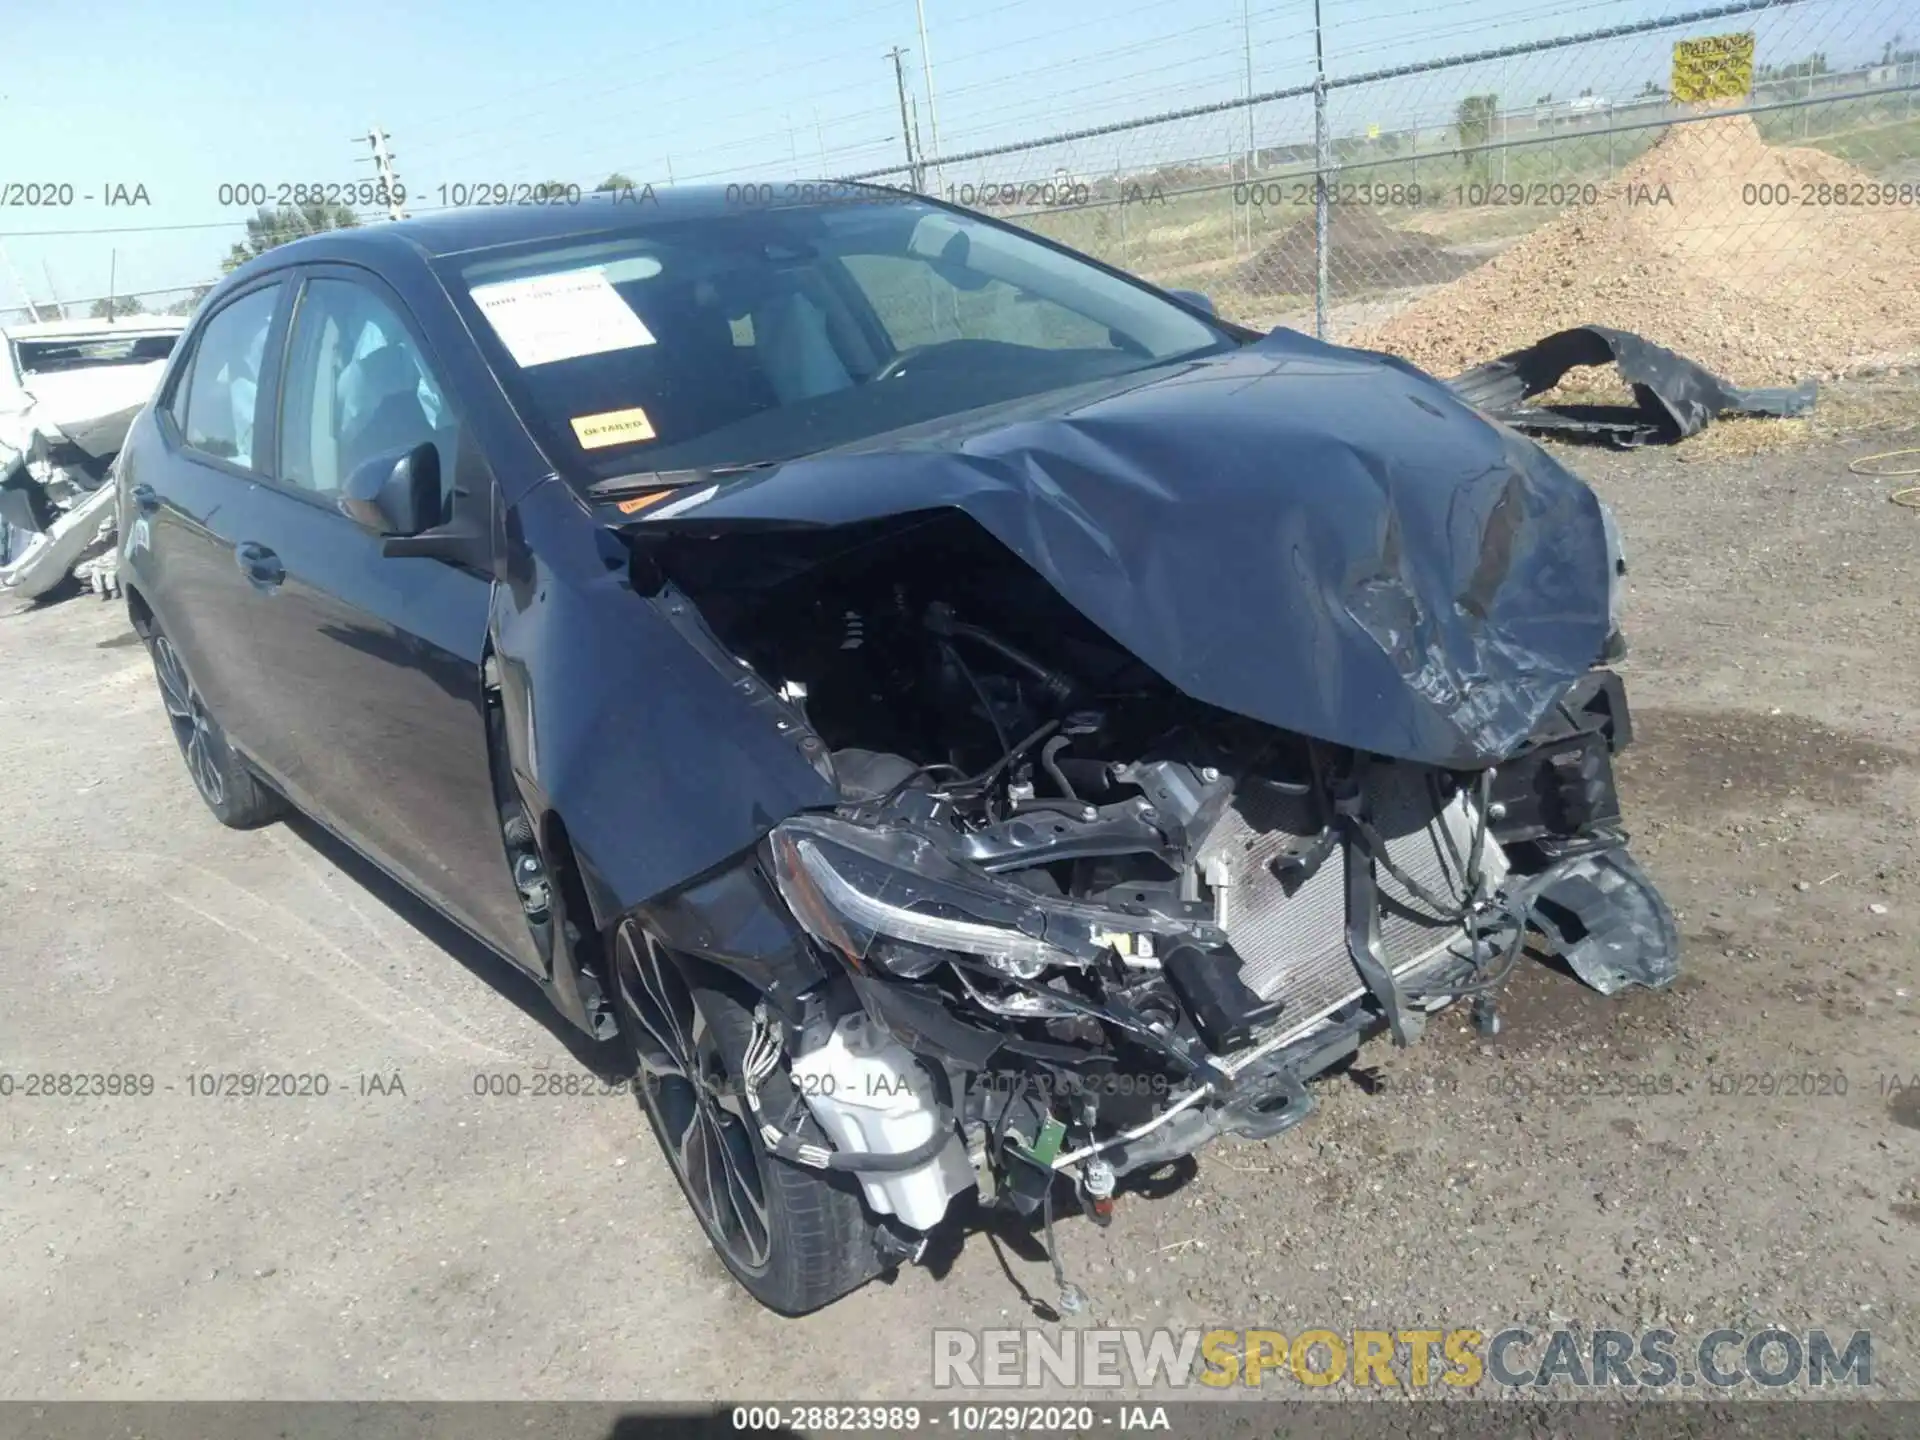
(1532, 850, 1681, 995)
(0, 476, 118, 600)
(1444, 325, 1817, 446)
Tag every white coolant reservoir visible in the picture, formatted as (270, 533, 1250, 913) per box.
(789, 1013, 975, 1232)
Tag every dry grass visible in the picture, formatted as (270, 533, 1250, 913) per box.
(1672, 371, 1920, 462)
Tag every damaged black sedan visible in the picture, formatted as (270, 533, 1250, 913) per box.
(116, 186, 1677, 1315)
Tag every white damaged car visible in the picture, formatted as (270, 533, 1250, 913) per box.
(0, 316, 184, 600)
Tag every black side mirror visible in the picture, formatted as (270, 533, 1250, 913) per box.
(341, 442, 442, 537)
(1167, 288, 1217, 316)
(379, 434, 493, 572)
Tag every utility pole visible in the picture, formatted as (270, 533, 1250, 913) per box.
(913, 0, 943, 188)
(1242, 0, 1256, 168)
(1499, 61, 1508, 185)
(911, 96, 927, 193)
(888, 47, 923, 192)
(107, 250, 117, 321)
(1312, 0, 1330, 340)
(362, 127, 408, 219)
(1242, 0, 1256, 254)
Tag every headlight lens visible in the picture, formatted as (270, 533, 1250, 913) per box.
(767, 814, 1211, 978)
(784, 834, 1079, 975)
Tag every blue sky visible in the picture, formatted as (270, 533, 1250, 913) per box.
(0, 0, 1899, 313)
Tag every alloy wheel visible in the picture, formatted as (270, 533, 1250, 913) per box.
(151, 634, 227, 808)
(614, 925, 774, 1272)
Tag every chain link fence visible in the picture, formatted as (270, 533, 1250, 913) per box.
(1, 283, 214, 330)
(850, 0, 1920, 382)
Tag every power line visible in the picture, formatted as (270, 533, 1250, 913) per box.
(2, 0, 1825, 242)
(407, 0, 926, 175)
(409, 0, 1103, 176)
(573, 0, 1317, 188)
(0, 217, 260, 239)
(399, 0, 913, 139)
(419, 0, 1312, 184)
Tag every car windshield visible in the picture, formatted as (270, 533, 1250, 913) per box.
(447, 196, 1234, 489)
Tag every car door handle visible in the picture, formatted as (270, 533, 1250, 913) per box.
(130, 483, 161, 514)
(235, 540, 285, 591)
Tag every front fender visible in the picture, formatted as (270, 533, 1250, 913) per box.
(489, 477, 838, 931)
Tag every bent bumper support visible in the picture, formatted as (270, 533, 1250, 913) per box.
(1336, 768, 1425, 1047)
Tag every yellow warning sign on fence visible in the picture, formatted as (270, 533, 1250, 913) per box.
(1671, 32, 1754, 103)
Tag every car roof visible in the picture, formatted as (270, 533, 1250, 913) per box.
(384, 183, 752, 256)
(238, 182, 911, 272)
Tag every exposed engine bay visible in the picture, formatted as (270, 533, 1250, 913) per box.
(636, 506, 1679, 1292)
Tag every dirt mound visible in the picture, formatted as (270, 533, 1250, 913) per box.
(1239, 204, 1480, 298)
(1351, 114, 1920, 384)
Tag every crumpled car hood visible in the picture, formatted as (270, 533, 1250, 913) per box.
(24, 361, 169, 436)
(631, 328, 1613, 768)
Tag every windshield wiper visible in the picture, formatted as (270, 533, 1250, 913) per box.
(587, 459, 783, 499)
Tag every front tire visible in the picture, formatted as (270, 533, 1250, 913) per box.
(612, 921, 882, 1314)
(145, 625, 285, 829)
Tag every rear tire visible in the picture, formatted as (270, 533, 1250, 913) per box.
(144, 624, 285, 829)
(611, 921, 882, 1314)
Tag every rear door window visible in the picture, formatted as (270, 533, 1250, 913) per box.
(179, 286, 281, 469)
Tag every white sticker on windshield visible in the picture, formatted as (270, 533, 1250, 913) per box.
(471, 269, 656, 367)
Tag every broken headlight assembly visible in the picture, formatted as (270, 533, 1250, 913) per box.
(766, 813, 1216, 982)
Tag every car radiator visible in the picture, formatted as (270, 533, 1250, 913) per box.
(1195, 764, 1507, 1049)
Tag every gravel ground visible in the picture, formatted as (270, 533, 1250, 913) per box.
(2, 397, 1916, 1402)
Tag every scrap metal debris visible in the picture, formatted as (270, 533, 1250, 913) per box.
(1445, 324, 1817, 446)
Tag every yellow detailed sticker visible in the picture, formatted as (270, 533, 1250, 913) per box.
(1671, 32, 1753, 103)
(571, 407, 658, 450)
(614, 488, 674, 514)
